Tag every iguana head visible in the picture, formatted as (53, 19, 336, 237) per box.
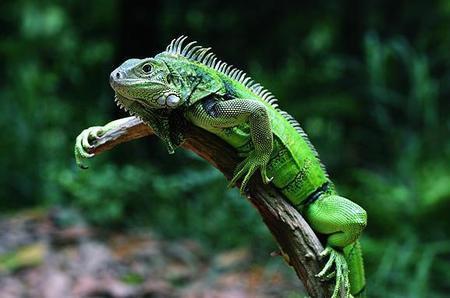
(110, 58, 184, 115)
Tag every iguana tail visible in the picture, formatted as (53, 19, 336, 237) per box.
(344, 240, 366, 297)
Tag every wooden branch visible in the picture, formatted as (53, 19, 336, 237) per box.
(88, 116, 334, 297)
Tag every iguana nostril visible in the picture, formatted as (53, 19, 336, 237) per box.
(110, 71, 122, 86)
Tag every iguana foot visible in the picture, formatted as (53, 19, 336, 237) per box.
(316, 246, 352, 298)
(227, 150, 272, 193)
(74, 126, 105, 169)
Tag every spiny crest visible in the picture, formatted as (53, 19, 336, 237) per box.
(166, 36, 324, 172)
(165, 36, 279, 109)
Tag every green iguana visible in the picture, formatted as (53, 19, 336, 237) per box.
(74, 36, 367, 297)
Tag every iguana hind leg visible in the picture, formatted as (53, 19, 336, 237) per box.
(186, 97, 273, 193)
(304, 194, 367, 298)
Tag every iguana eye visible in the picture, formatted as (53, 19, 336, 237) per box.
(142, 64, 152, 73)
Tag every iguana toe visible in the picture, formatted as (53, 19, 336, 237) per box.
(260, 164, 273, 184)
(74, 126, 104, 169)
(228, 151, 271, 193)
(316, 246, 351, 298)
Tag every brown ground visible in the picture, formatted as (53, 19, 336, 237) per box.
(0, 209, 304, 298)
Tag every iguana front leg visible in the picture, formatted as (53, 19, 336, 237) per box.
(186, 97, 273, 193)
(74, 117, 132, 168)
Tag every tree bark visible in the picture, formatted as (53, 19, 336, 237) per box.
(87, 116, 335, 297)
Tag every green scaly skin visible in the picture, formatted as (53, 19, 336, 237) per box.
(74, 36, 367, 297)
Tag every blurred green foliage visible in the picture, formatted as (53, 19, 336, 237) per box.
(1, 0, 449, 296)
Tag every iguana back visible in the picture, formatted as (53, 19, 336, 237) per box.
(159, 36, 330, 206)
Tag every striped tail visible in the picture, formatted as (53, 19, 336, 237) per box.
(344, 240, 366, 297)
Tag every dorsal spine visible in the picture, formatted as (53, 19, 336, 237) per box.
(166, 36, 326, 176)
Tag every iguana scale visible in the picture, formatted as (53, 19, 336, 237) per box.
(75, 36, 367, 297)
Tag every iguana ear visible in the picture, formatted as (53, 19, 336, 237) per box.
(163, 59, 223, 106)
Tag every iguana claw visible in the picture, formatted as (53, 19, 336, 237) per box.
(74, 126, 104, 169)
(316, 246, 352, 298)
(227, 150, 272, 193)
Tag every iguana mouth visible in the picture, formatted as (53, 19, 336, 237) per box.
(114, 92, 158, 112)
(114, 93, 171, 123)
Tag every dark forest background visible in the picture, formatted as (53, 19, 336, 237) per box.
(0, 0, 449, 297)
